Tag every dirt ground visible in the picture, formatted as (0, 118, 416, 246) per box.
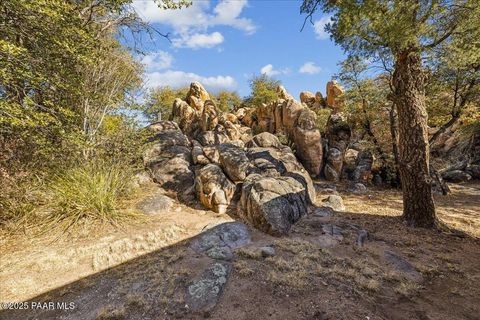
(1, 182, 479, 320)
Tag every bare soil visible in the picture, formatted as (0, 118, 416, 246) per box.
(1, 183, 479, 320)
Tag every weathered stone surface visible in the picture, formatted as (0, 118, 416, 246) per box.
(384, 250, 422, 282)
(192, 140, 210, 165)
(147, 121, 180, 133)
(218, 112, 238, 125)
(353, 150, 374, 182)
(136, 192, 173, 215)
(197, 129, 230, 146)
(348, 182, 367, 194)
(218, 143, 250, 182)
(344, 148, 359, 168)
(466, 164, 480, 179)
(313, 206, 334, 217)
(245, 132, 284, 150)
(260, 246, 276, 257)
(186, 81, 211, 112)
(293, 108, 322, 176)
(321, 195, 345, 211)
(195, 164, 235, 214)
(206, 246, 233, 261)
(150, 156, 194, 201)
(315, 91, 325, 106)
(144, 127, 195, 201)
(170, 98, 198, 136)
(300, 91, 316, 107)
(326, 80, 345, 111)
(356, 230, 369, 247)
(201, 100, 219, 132)
(222, 121, 240, 141)
(132, 171, 152, 188)
(245, 147, 315, 203)
(144, 129, 190, 166)
(277, 85, 294, 100)
(203, 146, 220, 163)
(324, 113, 351, 181)
(186, 262, 230, 312)
(190, 222, 251, 253)
(237, 174, 310, 235)
(442, 170, 472, 183)
(282, 99, 304, 133)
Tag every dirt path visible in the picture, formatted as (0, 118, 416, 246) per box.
(1, 183, 479, 320)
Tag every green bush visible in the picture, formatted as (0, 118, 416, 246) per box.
(47, 161, 135, 226)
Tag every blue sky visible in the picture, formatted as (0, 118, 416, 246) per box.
(131, 0, 346, 99)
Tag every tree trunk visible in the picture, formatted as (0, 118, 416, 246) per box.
(393, 49, 436, 227)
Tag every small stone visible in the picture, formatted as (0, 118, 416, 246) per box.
(136, 193, 173, 215)
(260, 246, 276, 257)
(348, 183, 367, 194)
(321, 195, 345, 211)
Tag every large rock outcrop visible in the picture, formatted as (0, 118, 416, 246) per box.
(237, 174, 310, 235)
(237, 92, 324, 177)
(195, 164, 236, 214)
(324, 113, 351, 181)
(144, 121, 195, 202)
(145, 83, 326, 236)
(293, 108, 323, 176)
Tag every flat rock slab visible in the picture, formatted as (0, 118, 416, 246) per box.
(316, 223, 344, 247)
(186, 262, 231, 312)
(136, 192, 173, 215)
(384, 250, 422, 282)
(190, 222, 251, 255)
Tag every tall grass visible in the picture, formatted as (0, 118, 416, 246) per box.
(47, 161, 135, 227)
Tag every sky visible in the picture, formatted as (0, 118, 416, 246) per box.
(131, 0, 346, 99)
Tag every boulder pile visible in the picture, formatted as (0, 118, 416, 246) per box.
(145, 82, 317, 235)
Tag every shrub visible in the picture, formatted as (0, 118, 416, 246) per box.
(47, 161, 135, 226)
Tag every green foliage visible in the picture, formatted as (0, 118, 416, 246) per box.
(47, 161, 135, 226)
(301, 0, 476, 57)
(0, 0, 189, 229)
(143, 86, 189, 122)
(95, 114, 153, 169)
(214, 90, 242, 112)
(244, 74, 281, 107)
(313, 108, 332, 134)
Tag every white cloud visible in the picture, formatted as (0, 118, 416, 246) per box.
(145, 70, 237, 91)
(260, 64, 290, 77)
(313, 16, 332, 40)
(299, 62, 321, 74)
(172, 31, 224, 49)
(141, 51, 173, 70)
(212, 0, 256, 35)
(132, 0, 256, 48)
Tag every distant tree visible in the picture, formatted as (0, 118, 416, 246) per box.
(214, 90, 242, 112)
(244, 74, 281, 107)
(302, 0, 480, 227)
(143, 86, 189, 123)
(337, 57, 390, 165)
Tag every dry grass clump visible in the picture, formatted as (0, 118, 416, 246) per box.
(96, 305, 126, 320)
(265, 238, 385, 293)
(35, 160, 139, 233)
(234, 260, 255, 276)
(236, 247, 262, 259)
(394, 281, 423, 297)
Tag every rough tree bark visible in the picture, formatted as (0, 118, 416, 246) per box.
(393, 49, 436, 227)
